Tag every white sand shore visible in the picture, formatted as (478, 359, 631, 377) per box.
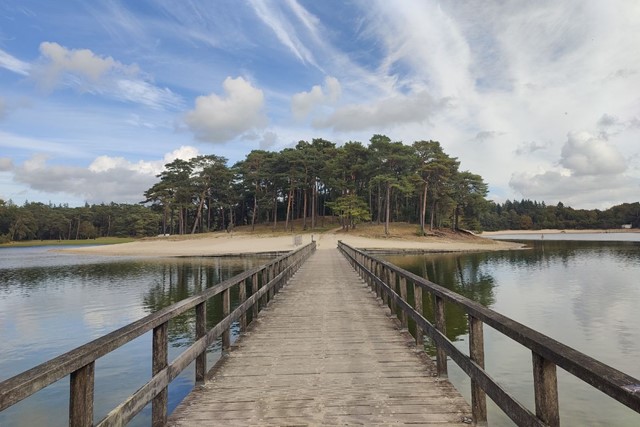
(64, 231, 522, 257)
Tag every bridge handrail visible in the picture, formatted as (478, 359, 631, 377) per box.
(338, 241, 640, 426)
(0, 241, 316, 426)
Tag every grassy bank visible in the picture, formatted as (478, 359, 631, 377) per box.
(0, 237, 136, 248)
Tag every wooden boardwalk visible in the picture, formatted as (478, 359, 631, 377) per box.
(168, 248, 471, 426)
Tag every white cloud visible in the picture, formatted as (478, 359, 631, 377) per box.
(0, 48, 30, 75)
(291, 76, 341, 120)
(510, 170, 639, 209)
(248, 0, 319, 67)
(12, 146, 200, 204)
(184, 76, 267, 143)
(313, 90, 450, 132)
(560, 131, 626, 176)
(514, 141, 549, 156)
(31, 42, 181, 109)
(0, 157, 14, 171)
(259, 131, 278, 150)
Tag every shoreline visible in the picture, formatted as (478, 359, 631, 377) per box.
(482, 229, 639, 236)
(62, 231, 524, 257)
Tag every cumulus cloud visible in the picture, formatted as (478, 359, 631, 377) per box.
(0, 48, 30, 75)
(184, 76, 267, 143)
(313, 91, 450, 132)
(260, 131, 278, 150)
(474, 130, 504, 142)
(31, 42, 182, 109)
(510, 170, 639, 209)
(291, 76, 341, 120)
(514, 141, 549, 156)
(510, 131, 634, 207)
(0, 157, 14, 171)
(560, 131, 626, 176)
(12, 146, 199, 204)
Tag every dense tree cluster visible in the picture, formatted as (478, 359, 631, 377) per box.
(5, 134, 637, 244)
(479, 200, 640, 230)
(142, 135, 488, 235)
(0, 201, 160, 243)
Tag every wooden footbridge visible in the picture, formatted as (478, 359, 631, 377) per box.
(2, 241, 640, 426)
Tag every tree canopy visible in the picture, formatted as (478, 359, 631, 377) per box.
(2, 134, 637, 243)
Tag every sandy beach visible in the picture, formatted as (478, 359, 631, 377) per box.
(64, 230, 523, 257)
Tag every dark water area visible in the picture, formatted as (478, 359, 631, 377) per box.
(384, 238, 640, 426)
(0, 246, 273, 427)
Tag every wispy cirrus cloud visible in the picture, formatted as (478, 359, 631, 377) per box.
(0, 48, 31, 75)
(29, 42, 183, 110)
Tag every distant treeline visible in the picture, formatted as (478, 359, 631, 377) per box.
(479, 200, 640, 231)
(0, 201, 159, 243)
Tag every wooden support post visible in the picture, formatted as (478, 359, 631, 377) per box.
(268, 265, 275, 302)
(69, 362, 94, 427)
(239, 278, 247, 332)
(469, 315, 487, 425)
(414, 282, 423, 346)
(260, 270, 267, 308)
(152, 322, 168, 427)
(434, 296, 448, 377)
(195, 302, 206, 383)
(222, 288, 231, 350)
(252, 273, 259, 319)
(533, 352, 560, 427)
(389, 270, 397, 318)
(399, 276, 408, 329)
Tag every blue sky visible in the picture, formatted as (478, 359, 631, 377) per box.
(1, 0, 639, 208)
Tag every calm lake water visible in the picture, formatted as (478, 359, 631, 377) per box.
(384, 234, 640, 426)
(2, 236, 640, 426)
(0, 246, 273, 427)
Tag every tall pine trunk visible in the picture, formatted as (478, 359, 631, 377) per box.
(384, 182, 391, 235)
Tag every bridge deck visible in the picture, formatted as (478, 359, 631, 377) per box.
(168, 248, 471, 426)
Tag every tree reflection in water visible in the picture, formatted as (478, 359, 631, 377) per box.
(141, 256, 273, 348)
(384, 252, 497, 354)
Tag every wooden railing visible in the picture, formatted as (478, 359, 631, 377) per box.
(0, 242, 316, 427)
(338, 241, 640, 427)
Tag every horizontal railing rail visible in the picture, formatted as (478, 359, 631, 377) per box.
(338, 241, 640, 427)
(0, 242, 316, 427)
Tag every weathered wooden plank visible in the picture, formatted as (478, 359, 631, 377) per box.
(69, 362, 94, 427)
(341, 241, 640, 416)
(168, 249, 471, 426)
(0, 243, 315, 412)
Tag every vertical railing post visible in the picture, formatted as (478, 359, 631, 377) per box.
(434, 296, 448, 376)
(399, 276, 408, 329)
(152, 322, 168, 427)
(389, 270, 397, 318)
(195, 302, 206, 383)
(239, 277, 247, 332)
(533, 352, 560, 427)
(469, 315, 487, 425)
(414, 282, 423, 346)
(252, 273, 259, 319)
(69, 362, 95, 427)
(268, 265, 275, 302)
(261, 269, 268, 307)
(222, 288, 231, 350)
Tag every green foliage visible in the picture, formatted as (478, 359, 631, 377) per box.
(479, 200, 640, 230)
(326, 195, 371, 230)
